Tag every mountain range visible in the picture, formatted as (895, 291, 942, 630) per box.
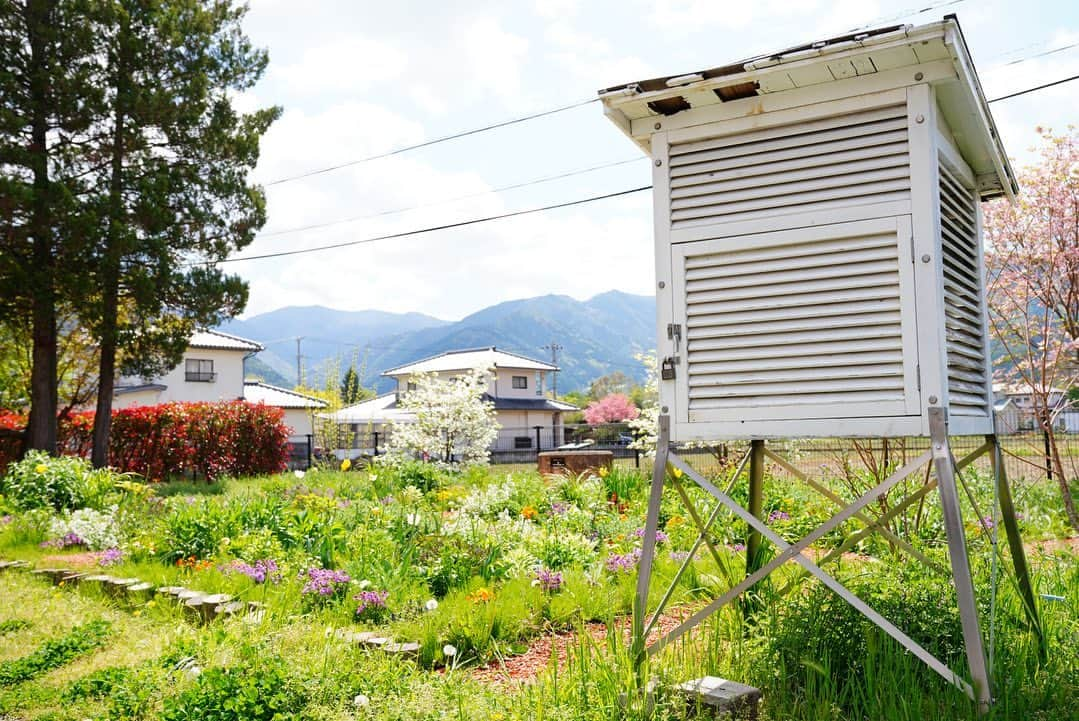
(221, 291, 656, 394)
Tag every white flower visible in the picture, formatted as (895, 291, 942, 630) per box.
(357, 579, 371, 590)
(406, 513, 421, 526)
(294, 469, 305, 479)
(185, 665, 202, 679)
(443, 644, 457, 657)
(424, 599, 438, 612)
(353, 694, 370, 708)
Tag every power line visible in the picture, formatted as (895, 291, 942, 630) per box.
(259, 156, 644, 238)
(211, 185, 651, 264)
(205, 75, 1069, 267)
(1000, 41, 1079, 66)
(987, 73, 1079, 102)
(265, 97, 598, 187)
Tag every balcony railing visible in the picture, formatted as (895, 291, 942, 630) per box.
(185, 371, 217, 382)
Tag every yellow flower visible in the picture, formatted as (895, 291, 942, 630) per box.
(340, 458, 352, 472)
(667, 515, 684, 527)
(670, 466, 683, 479)
(133, 610, 141, 617)
(520, 505, 537, 520)
(598, 467, 609, 478)
(35, 463, 48, 474)
(467, 588, 494, 604)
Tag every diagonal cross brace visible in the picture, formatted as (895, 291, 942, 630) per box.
(646, 449, 975, 699)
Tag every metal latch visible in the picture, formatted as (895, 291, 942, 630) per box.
(667, 323, 682, 354)
(661, 357, 676, 380)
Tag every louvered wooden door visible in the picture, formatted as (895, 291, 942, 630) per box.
(670, 217, 922, 426)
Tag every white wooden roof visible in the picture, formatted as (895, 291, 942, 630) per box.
(243, 380, 327, 409)
(599, 16, 1017, 200)
(191, 329, 263, 352)
(382, 347, 557, 377)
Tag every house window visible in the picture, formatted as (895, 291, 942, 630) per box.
(514, 436, 532, 449)
(185, 358, 215, 382)
(512, 376, 528, 389)
(407, 382, 417, 392)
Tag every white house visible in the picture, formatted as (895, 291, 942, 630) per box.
(112, 329, 327, 442)
(113, 329, 262, 408)
(242, 380, 327, 438)
(992, 382, 1071, 431)
(329, 347, 578, 455)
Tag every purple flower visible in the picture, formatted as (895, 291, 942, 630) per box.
(768, 510, 791, 523)
(97, 548, 124, 567)
(669, 550, 691, 563)
(302, 567, 351, 596)
(0, 515, 12, 525)
(354, 590, 389, 616)
(605, 549, 642, 573)
(731, 543, 746, 552)
(225, 559, 281, 584)
(982, 516, 995, 530)
(633, 528, 669, 544)
(534, 567, 564, 592)
(40, 532, 85, 549)
(549, 502, 569, 516)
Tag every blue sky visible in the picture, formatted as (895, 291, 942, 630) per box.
(234, 0, 1079, 320)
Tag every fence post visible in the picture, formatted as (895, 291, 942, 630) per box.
(534, 425, 542, 456)
(1042, 425, 1053, 481)
(373, 431, 380, 457)
(635, 447, 640, 468)
(305, 434, 313, 469)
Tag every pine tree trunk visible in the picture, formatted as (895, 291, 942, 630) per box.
(24, 0, 58, 454)
(91, 20, 129, 468)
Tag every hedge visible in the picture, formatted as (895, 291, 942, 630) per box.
(0, 401, 290, 481)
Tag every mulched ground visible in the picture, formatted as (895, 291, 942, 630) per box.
(470, 605, 700, 685)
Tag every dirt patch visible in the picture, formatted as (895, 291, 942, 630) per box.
(1027, 537, 1079, 555)
(38, 552, 104, 568)
(470, 605, 700, 686)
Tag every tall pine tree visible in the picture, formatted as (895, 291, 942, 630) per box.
(84, 0, 279, 465)
(0, 0, 102, 452)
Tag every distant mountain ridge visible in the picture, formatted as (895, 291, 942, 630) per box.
(223, 291, 656, 393)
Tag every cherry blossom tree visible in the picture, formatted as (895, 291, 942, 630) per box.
(583, 393, 640, 425)
(985, 127, 1079, 531)
(387, 367, 500, 466)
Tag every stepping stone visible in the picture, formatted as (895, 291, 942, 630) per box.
(61, 573, 88, 585)
(175, 589, 206, 602)
(383, 641, 420, 656)
(126, 582, 154, 597)
(185, 593, 233, 623)
(156, 586, 188, 599)
(214, 601, 247, 617)
(0, 560, 31, 570)
(677, 677, 761, 719)
(31, 568, 74, 584)
(336, 630, 379, 644)
(363, 636, 390, 647)
(105, 577, 140, 595)
(81, 574, 116, 585)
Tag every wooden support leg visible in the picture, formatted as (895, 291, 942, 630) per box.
(929, 409, 992, 713)
(742, 440, 765, 619)
(633, 414, 670, 684)
(987, 434, 1045, 659)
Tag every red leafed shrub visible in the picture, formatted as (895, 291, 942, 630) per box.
(0, 410, 24, 477)
(0, 402, 289, 481)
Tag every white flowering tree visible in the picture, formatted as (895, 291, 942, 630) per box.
(627, 352, 659, 456)
(387, 366, 500, 466)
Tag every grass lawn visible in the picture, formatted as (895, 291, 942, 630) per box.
(0, 453, 1076, 720)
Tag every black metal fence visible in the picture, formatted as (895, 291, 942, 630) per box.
(306, 423, 1076, 483)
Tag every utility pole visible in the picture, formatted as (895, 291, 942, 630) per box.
(542, 342, 563, 399)
(296, 336, 304, 387)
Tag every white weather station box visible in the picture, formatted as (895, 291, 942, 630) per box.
(599, 18, 1016, 442)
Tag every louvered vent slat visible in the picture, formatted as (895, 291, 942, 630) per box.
(667, 105, 911, 230)
(682, 227, 909, 417)
(939, 161, 989, 417)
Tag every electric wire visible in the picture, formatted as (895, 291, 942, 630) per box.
(211, 185, 651, 264)
(259, 156, 644, 238)
(265, 97, 598, 186)
(202, 75, 1077, 267)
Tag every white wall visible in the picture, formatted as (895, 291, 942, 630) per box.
(391, 368, 547, 399)
(282, 408, 314, 438)
(118, 347, 247, 405)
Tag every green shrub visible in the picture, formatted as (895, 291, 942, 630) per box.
(0, 618, 31, 634)
(162, 656, 307, 721)
(0, 619, 111, 686)
(0, 451, 97, 511)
